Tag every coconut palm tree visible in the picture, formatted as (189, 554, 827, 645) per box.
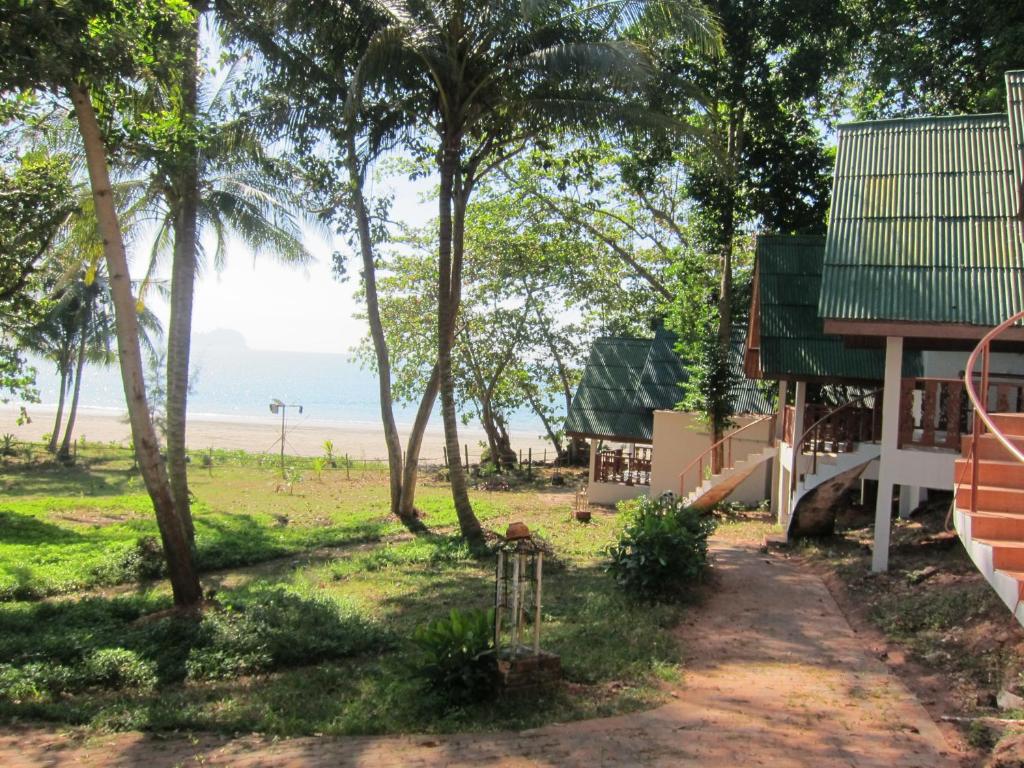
(345, 0, 721, 544)
(54, 266, 163, 460)
(125, 26, 315, 543)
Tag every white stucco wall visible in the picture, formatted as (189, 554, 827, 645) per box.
(650, 411, 773, 505)
(583, 413, 775, 509)
(921, 350, 1024, 379)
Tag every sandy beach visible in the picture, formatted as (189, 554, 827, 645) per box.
(0, 404, 555, 464)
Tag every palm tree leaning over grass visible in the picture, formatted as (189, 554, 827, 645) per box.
(131, 13, 314, 544)
(346, 0, 721, 546)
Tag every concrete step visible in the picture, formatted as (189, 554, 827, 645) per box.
(975, 539, 1024, 571)
(955, 457, 1024, 488)
(990, 413, 1024, 438)
(962, 433, 1024, 461)
(994, 570, 1024, 600)
(958, 485, 1024, 514)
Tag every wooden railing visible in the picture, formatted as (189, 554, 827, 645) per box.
(678, 414, 776, 497)
(595, 446, 652, 486)
(965, 311, 1024, 516)
(896, 375, 1024, 451)
(898, 378, 968, 449)
(790, 390, 883, 493)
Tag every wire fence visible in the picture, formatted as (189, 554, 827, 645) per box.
(0, 435, 565, 479)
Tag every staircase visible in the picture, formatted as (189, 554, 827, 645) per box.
(787, 442, 880, 531)
(683, 443, 776, 510)
(954, 414, 1024, 624)
(953, 308, 1024, 626)
(678, 414, 777, 511)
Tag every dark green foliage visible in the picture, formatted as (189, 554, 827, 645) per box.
(412, 608, 497, 707)
(606, 495, 716, 601)
(851, 0, 1024, 118)
(0, 587, 386, 708)
(680, 322, 741, 433)
(95, 535, 166, 583)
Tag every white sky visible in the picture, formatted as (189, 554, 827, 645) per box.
(149, 172, 435, 356)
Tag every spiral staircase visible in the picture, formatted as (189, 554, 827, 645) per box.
(953, 310, 1024, 626)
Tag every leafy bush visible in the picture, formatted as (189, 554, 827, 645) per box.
(412, 608, 497, 706)
(83, 648, 157, 691)
(94, 536, 165, 584)
(606, 495, 716, 601)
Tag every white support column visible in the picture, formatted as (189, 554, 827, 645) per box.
(899, 485, 924, 519)
(872, 336, 903, 572)
(588, 439, 598, 483)
(776, 380, 789, 441)
(785, 380, 808, 525)
(770, 380, 789, 520)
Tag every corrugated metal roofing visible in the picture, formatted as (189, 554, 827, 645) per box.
(749, 235, 921, 380)
(820, 81, 1024, 326)
(566, 326, 773, 442)
(749, 234, 892, 378)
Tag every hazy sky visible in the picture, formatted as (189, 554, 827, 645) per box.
(152, 172, 435, 356)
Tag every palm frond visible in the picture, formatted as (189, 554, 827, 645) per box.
(527, 40, 655, 85)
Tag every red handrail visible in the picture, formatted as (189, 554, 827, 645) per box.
(678, 414, 776, 497)
(964, 309, 1024, 515)
(790, 388, 883, 497)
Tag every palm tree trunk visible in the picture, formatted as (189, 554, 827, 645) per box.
(69, 82, 202, 610)
(164, 10, 202, 547)
(58, 331, 87, 459)
(49, 354, 68, 454)
(345, 137, 420, 530)
(438, 144, 482, 546)
(398, 365, 439, 521)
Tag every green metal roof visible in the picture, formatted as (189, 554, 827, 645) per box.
(566, 326, 773, 443)
(749, 235, 892, 381)
(820, 78, 1024, 326)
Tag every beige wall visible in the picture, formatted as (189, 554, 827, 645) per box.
(650, 411, 773, 505)
(583, 412, 774, 509)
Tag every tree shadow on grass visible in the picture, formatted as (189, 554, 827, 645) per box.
(0, 510, 86, 544)
(0, 460, 137, 498)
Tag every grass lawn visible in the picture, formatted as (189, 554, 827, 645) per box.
(0, 444, 689, 736)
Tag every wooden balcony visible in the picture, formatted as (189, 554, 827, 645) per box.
(898, 376, 1024, 450)
(595, 446, 652, 486)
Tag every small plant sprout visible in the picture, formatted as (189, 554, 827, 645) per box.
(312, 457, 326, 481)
(322, 440, 336, 468)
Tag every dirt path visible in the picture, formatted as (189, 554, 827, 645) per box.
(1, 539, 960, 767)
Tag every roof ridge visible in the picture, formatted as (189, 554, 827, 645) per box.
(838, 113, 1008, 129)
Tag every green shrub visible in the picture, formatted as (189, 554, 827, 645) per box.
(412, 608, 497, 706)
(606, 495, 716, 601)
(94, 536, 165, 585)
(83, 648, 157, 691)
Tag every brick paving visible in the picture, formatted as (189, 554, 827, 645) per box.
(0, 542, 960, 767)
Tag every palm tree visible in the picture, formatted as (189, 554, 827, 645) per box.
(54, 267, 163, 460)
(126, 25, 314, 543)
(347, 0, 721, 545)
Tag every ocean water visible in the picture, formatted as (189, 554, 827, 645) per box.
(24, 329, 549, 433)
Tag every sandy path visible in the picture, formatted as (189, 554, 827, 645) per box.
(0, 404, 553, 462)
(0, 536, 959, 767)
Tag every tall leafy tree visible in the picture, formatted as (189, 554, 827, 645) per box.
(849, 0, 1024, 118)
(0, 139, 75, 404)
(629, 0, 858, 464)
(128, 34, 314, 545)
(0, 0, 204, 608)
(219, 0, 440, 532)
(346, 0, 720, 545)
